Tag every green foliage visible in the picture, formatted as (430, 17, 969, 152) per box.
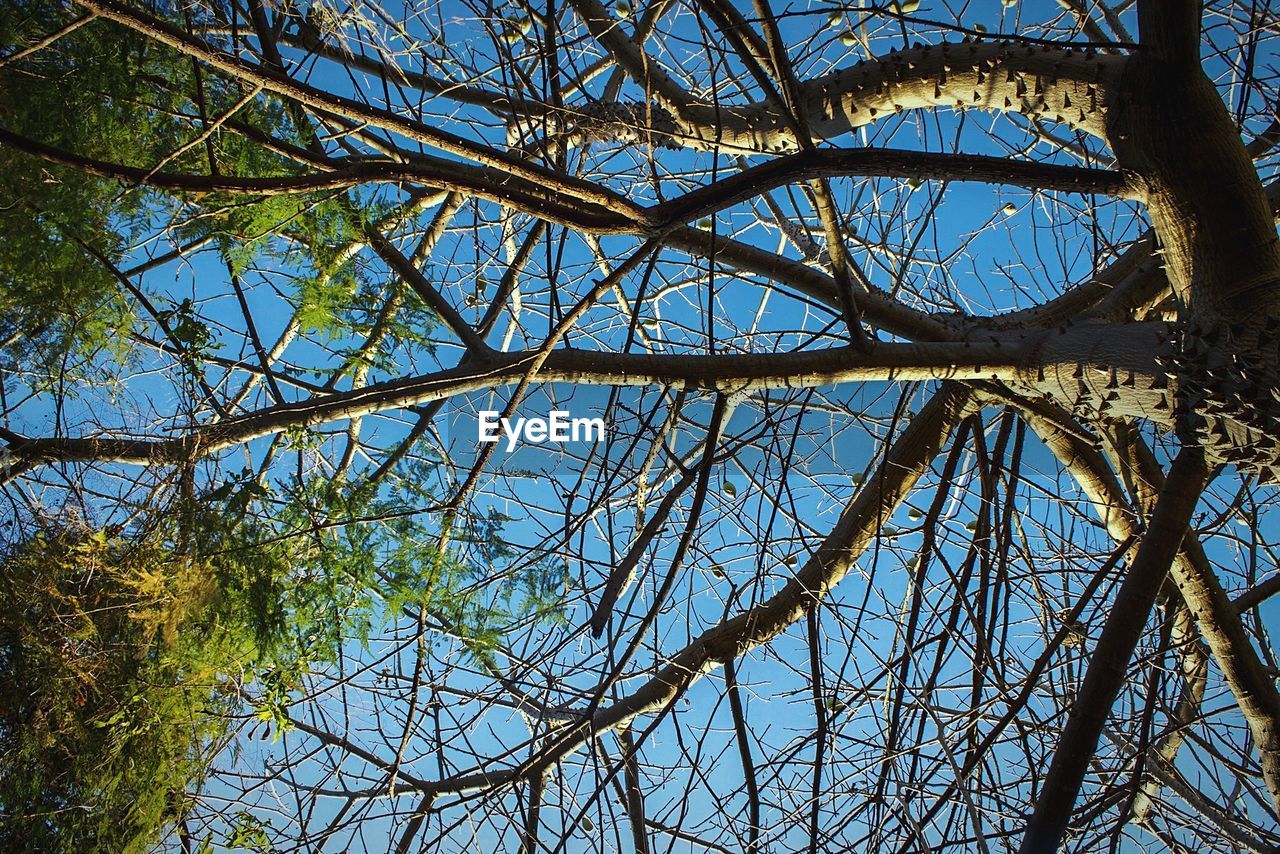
(0, 1, 381, 372)
(223, 810, 273, 852)
(205, 468, 571, 712)
(0, 0, 177, 367)
(1, 0, 445, 409)
(0, 0, 545, 813)
(0, 504, 324, 850)
(296, 267, 360, 338)
(0, 526, 233, 853)
(0, 459, 565, 850)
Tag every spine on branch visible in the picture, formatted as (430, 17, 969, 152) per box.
(681, 40, 1123, 152)
(1106, 0, 1280, 481)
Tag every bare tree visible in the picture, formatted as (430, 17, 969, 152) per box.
(2, 0, 1280, 850)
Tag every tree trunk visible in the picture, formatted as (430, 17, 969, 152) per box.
(1104, 0, 1280, 481)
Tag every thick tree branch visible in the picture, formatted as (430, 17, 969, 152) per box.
(1104, 0, 1280, 476)
(1018, 445, 1211, 852)
(573, 21, 1125, 152)
(2, 126, 1140, 237)
(0, 126, 636, 233)
(0, 336, 1089, 469)
(1110, 426, 1280, 814)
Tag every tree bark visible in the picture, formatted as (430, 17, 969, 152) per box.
(1110, 426, 1280, 814)
(1018, 445, 1211, 853)
(1105, 0, 1280, 480)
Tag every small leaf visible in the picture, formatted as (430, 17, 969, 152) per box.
(208, 482, 237, 502)
(1002, 202, 1018, 216)
(722, 480, 738, 498)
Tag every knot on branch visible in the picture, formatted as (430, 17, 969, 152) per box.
(1172, 316, 1280, 484)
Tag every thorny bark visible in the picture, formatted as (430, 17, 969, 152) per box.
(3, 0, 1274, 480)
(1101, 1, 1280, 479)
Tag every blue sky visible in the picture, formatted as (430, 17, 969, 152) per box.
(5, 0, 1280, 850)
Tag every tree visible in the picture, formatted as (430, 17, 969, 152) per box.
(0, 523, 230, 853)
(1, 0, 1278, 850)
